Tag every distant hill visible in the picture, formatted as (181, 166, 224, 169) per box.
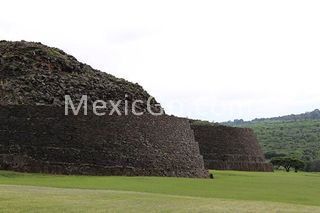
(223, 109, 320, 126)
(222, 109, 320, 161)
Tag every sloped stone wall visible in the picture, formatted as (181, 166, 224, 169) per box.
(0, 105, 208, 178)
(191, 125, 273, 172)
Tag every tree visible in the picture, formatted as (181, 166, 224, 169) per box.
(271, 157, 305, 172)
(292, 159, 305, 172)
(271, 157, 291, 172)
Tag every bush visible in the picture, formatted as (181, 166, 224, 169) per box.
(305, 160, 320, 172)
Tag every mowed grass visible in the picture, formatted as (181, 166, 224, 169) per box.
(0, 170, 320, 212)
(1, 185, 320, 213)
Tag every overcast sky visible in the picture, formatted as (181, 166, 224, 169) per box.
(1, 0, 319, 121)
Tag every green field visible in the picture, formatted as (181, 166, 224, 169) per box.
(1, 170, 320, 212)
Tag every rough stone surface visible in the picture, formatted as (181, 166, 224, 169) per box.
(0, 40, 208, 178)
(191, 125, 273, 172)
(0, 40, 162, 113)
(0, 105, 208, 178)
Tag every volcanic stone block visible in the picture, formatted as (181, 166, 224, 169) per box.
(191, 125, 273, 172)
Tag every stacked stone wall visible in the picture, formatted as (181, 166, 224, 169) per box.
(191, 125, 273, 172)
(0, 105, 208, 178)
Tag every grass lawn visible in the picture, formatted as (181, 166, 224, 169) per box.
(0, 170, 320, 212)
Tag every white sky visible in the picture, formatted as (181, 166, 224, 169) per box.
(1, 0, 319, 121)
